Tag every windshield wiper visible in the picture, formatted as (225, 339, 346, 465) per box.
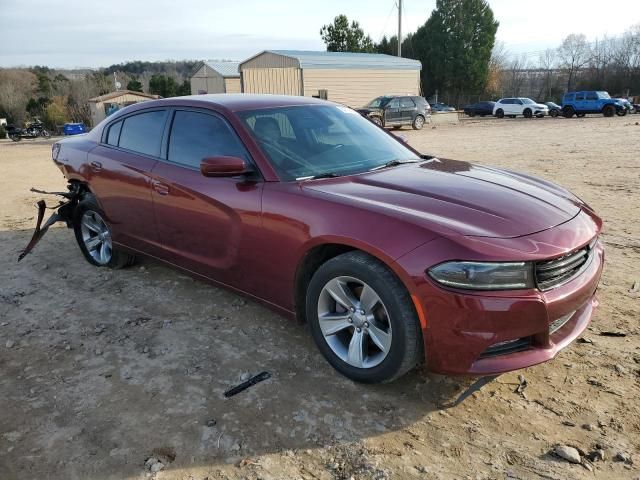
(369, 159, 420, 171)
(297, 172, 340, 181)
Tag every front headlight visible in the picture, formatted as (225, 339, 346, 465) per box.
(427, 261, 535, 290)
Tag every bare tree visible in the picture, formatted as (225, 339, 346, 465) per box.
(557, 33, 591, 91)
(0, 69, 37, 125)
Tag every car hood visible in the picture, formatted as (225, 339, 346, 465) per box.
(303, 158, 582, 239)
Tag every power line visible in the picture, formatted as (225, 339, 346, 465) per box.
(377, 1, 398, 44)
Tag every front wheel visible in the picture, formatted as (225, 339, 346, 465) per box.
(495, 109, 504, 118)
(603, 105, 615, 117)
(562, 106, 575, 118)
(370, 116, 383, 127)
(523, 108, 533, 118)
(9, 134, 21, 142)
(616, 109, 627, 117)
(412, 115, 425, 130)
(306, 251, 422, 383)
(550, 109, 559, 118)
(73, 194, 136, 268)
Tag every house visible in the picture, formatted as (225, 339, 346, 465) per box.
(88, 90, 160, 126)
(239, 50, 422, 107)
(190, 61, 241, 95)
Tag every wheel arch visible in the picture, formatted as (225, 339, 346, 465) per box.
(293, 239, 420, 325)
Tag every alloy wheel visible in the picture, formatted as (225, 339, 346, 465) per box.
(317, 276, 392, 369)
(80, 210, 112, 265)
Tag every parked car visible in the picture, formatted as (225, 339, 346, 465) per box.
(615, 98, 633, 116)
(357, 95, 430, 130)
(544, 102, 562, 118)
(25, 95, 604, 383)
(431, 102, 456, 112)
(493, 98, 549, 118)
(63, 123, 87, 135)
(561, 91, 626, 118)
(633, 102, 640, 114)
(463, 101, 496, 117)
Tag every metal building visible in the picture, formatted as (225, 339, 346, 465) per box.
(190, 61, 241, 95)
(88, 90, 160, 127)
(239, 50, 422, 107)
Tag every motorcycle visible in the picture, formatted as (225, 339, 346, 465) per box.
(6, 119, 51, 142)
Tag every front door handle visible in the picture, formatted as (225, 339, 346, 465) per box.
(152, 180, 169, 195)
(90, 161, 102, 172)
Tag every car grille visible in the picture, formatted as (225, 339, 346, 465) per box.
(535, 239, 596, 291)
(479, 337, 532, 358)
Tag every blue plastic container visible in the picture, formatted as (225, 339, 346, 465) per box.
(63, 123, 86, 135)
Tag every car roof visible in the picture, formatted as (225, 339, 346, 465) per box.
(128, 94, 332, 113)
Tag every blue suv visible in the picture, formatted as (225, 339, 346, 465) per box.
(561, 91, 627, 118)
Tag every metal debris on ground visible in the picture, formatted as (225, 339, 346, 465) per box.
(600, 331, 627, 337)
(514, 374, 528, 395)
(629, 281, 639, 293)
(224, 371, 271, 398)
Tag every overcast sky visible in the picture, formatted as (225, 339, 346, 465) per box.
(1, 0, 638, 69)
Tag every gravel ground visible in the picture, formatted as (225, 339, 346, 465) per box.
(0, 115, 639, 480)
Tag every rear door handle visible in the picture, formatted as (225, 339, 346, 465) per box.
(90, 161, 102, 172)
(152, 180, 169, 195)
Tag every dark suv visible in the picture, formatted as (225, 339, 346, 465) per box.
(357, 95, 430, 130)
(561, 91, 626, 118)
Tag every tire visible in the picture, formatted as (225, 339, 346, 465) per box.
(563, 106, 575, 118)
(603, 105, 615, 117)
(306, 251, 422, 383)
(495, 109, 504, 118)
(550, 109, 559, 118)
(40, 130, 51, 138)
(576, 112, 586, 118)
(370, 116, 383, 127)
(616, 109, 627, 117)
(467, 111, 475, 117)
(73, 194, 135, 269)
(523, 108, 533, 118)
(9, 134, 21, 142)
(392, 125, 402, 130)
(412, 115, 425, 130)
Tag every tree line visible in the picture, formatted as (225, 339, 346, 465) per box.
(0, 61, 197, 129)
(320, 0, 640, 105)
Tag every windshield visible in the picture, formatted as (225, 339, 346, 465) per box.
(597, 91, 611, 99)
(366, 96, 391, 108)
(521, 98, 536, 104)
(239, 105, 420, 181)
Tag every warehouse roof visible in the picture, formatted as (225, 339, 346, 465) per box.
(88, 90, 160, 103)
(198, 61, 240, 77)
(242, 50, 422, 70)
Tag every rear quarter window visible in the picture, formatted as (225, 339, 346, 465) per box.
(106, 120, 122, 146)
(118, 110, 168, 157)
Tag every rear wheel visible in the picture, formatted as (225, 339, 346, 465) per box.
(495, 109, 504, 118)
(563, 106, 575, 118)
(550, 109, 559, 118)
(523, 108, 533, 118)
(412, 115, 425, 130)
(40, 130, 51, 138)
(306, 251, 422, 383)
(73, 194, 135, 268)
(603, 105, 615, 117)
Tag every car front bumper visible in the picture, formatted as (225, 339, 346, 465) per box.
(395, 209, 604, 375)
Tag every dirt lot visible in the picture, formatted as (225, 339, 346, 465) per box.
(1, 116, 639, 480)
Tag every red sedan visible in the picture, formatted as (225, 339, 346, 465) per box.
(32, 95, 603, 383)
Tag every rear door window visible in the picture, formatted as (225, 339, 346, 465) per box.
(119, 110, 168, 157)
(400, 97, 415, 108)
(167, 110, 249, 169)
(388, 98, 400, 109)
(106, 120, 122, 146)
(575, 92, 585, 101)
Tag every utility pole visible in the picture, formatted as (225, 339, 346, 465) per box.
(397, 0, 402, 57)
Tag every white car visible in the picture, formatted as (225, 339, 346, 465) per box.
(493, 98, 549, 118)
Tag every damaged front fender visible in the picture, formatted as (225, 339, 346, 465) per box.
(18, 184, 83, 261)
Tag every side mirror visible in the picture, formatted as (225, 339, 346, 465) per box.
(200, 156, 250, 177)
